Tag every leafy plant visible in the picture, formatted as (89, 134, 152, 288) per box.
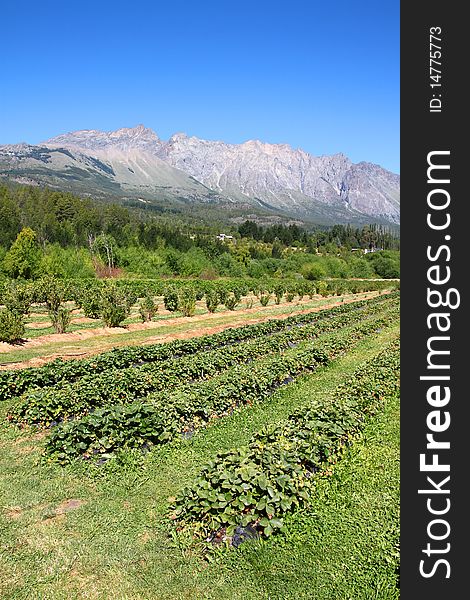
(139, 294, 158, 322)
(37, 276, 71, 333)
(274, 285, 285, 305)
(2, 281, 33, 315)
(259, 294, 270, 307)
(224, 294, 239, 311)
(164, 289, 179, 312)
(49, 306, 71, 334)
(100, 284, 132, 327)
(179, 288, 196, 317)
(0, 292, 398, 402)
(79, 287, 103, 318)
(0, 309, 25, 343)
(205, 290, 219, 313)
(170, 340, 400, 545)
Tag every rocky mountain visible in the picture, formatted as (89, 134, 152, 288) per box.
(0, 125, 400, 225)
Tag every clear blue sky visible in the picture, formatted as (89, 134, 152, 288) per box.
(0, 0, 399, 173)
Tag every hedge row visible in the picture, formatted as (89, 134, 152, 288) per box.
(0, 277, 397, 307)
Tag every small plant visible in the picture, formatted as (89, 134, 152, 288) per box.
(0, 309, 25, 343)
(78, 288, 102, 318)
(205, 290, 219, 313)
(164, 289, 179, 312)
(224, 294, 239, 311)
(50, 306, 72, 334)
(245, 298, 254, 309)
(179, 288, 196, 317)
(139, 295, 158, 322)
(217, 288, 229, 306)
(274, 285, 285, 305)
(38, 276, 72, 333)
(3, 282, 33, 315)
(285, 291, 295, 303)
(259, 294, 270, 307)
(100, 284, 132, 327)
(318, 282, 329, 297)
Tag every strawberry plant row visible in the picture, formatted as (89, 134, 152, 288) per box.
(9, 299, 399, 426)
(44, 310, 399, 463)
(169, 339, 400, 544)
(0, 292, 397, 401)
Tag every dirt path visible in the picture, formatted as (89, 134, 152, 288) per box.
(0, 291, 388, 370)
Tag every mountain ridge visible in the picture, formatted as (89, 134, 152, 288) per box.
(0, 125, 400, 225)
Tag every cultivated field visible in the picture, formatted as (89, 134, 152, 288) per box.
(0, 289, 400, 599)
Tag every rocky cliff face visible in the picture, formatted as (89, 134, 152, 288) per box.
(0, 125, 400, 224)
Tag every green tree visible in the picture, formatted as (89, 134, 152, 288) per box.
(0, 189, 21, 247)
(2, 228, 41, 279)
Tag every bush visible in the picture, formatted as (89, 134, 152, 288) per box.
(205, 290, 219, 313)
(224, 294, 239, 311)
(259, 294, 270, 307)
(285, 291, 295, 302)
(245, 298, 254, 309)
(2, 281, 33, 315)
(74, 286, 102, 318)
(274, 284, 285, 305)
(317, 281, 329, 297)
(37, 276, 72, 333)
(179, 288, 196, 317)
(302, 263, 326, 281)
(50, 306, 72, 334)
(139, 295, 158, 322)
(217, 288, 229, 305)
(164, 289, 179, 312)
(0, 309, 25, 343)
(100, 285, 132, 327)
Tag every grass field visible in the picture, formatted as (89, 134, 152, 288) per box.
(0, 295, 400, 599)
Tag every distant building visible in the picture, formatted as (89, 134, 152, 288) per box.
(216, 233, 234, 242)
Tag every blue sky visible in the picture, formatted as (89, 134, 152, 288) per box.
(0, 0, 399, 172)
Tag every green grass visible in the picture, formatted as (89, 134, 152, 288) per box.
(0, 325, 399, 599)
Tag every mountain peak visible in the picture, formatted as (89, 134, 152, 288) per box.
(16, 124, 400, 224)
(110, 124, 158, 139)
(44, 124, 160, 153)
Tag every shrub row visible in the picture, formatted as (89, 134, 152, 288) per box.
(169, 339, 400, 544)
(43, 309, 399, 463)
(10, 298, 398, 425)
(0, 292, 398, 401)
(0, 277, 397, 307)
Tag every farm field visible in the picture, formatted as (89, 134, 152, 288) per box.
(0, 288, 390, 369)
(0, 291, 400, 599)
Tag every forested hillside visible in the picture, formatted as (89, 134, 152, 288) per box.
(0, 184, 399, 281)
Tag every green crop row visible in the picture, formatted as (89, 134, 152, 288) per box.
(43, 309, 399, 464)
(9, 297, 398, 426)
(170, 339, 400, 544)
(0, 291, 398, 401)
(0, 276, 397, 307)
